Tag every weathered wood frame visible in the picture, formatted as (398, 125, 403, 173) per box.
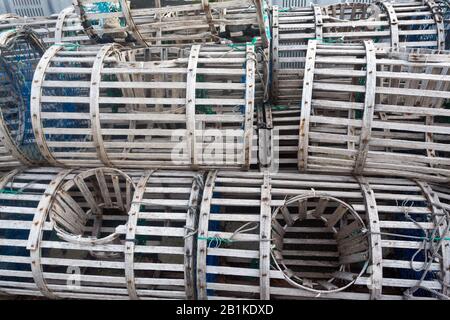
(271, 1, 447, 104)
(74, 0, 268, 47)
(0, 168, 203, 299)
(195, 171, 450, 300)
(267, 40, 450, 183)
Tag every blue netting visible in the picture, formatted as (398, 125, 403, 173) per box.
(402, 11, 441, 48)
(0, 32, 45, 162)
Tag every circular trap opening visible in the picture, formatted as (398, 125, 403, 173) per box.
(49, 168, 136, 245)
(271, 194, 369, 293)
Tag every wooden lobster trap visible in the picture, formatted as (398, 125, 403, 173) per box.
(264, 40, 450, 183)
(195, 171, 450, 300)
(74, 0, 270, 48)
(0, 167, 203, 299)
(31, 43, 258, 169)
(0, 29, 46, 169)
(0, 7, 92, 45)
(0, 14, 21, 23)
(271, 1, 446, 104)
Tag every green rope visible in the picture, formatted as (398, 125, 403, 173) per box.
(53, 42, 80, 51)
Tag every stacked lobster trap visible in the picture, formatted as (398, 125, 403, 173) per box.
(0, 0, 449, 300)
(271, 0, 447, 105)
(30, 43, 259, 170)
(0, 28, 47, 169)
